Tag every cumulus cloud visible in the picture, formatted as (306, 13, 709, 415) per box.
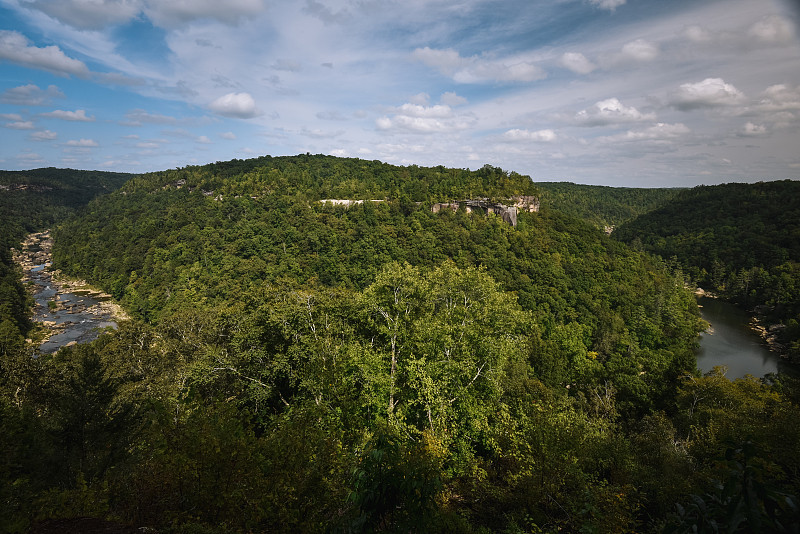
(220, 131, 237, 140)
(208, 92, 261, 119)
(4, 120, 36, 130)
(681, 25, 714, 43)
(412, 47, 545, 83)
(670, 78, 745, 111)
(41, 109, 95, 122)
(31, 130, 58, 141)
(0, 84, 64, 106)
(503, 129, 557, 142)
(575, 98, 656, 126)
(65, 138, 99, 147)
(758, 84, 800, 111)
(376, 102, 474, 133)
(620, 39, 659, 61)
(560, 52, 596, 74)
(0, 113, 23, 121)
(0, 31, 89, 77)
(748, 15, 795, 45)
(619, 122, 690, 141)
(737, 122, 767, 137)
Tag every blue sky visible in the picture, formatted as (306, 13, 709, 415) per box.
(1, 0, 799, 186)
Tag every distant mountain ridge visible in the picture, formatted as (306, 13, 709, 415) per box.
(535, 181, 683, 230)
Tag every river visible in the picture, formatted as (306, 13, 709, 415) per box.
(17, 231, 127, 354)
(696, 296, 794, 378)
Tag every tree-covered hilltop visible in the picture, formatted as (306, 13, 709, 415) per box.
(535, 181, 682, 230)
(614, 179, 800, 362)
(52, 155, 701, 420)
(2, 156, 799, 533)
(0, 168, 132, 242)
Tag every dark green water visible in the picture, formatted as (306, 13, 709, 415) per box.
(696, 296, 790, 378)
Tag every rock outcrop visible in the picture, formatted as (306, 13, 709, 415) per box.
(431, 196, 539, 227)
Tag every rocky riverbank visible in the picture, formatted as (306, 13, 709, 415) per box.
(696, 286, 790, 361)
(14, 230, 128, 352)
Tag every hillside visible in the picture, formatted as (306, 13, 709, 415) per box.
(614, 179, 800, 361)
(534, 181, 682, 230)
(2, 156, 798, 533)
(0, 168, 131, 241)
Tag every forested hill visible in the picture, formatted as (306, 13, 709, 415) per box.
(614, 179, 800, 361)
(0, 167, 131, 240)
(120, 154, 538, 201)
(4, 155, 799, 532)
(534, 181, 682, 230)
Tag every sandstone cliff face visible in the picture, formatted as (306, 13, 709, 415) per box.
(431, 196, 539, 227)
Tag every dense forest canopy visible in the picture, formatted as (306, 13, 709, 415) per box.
(0, 168, 131, 242)
(2, 156, 799, 533)
(534, 182, 682, 230)
(614, 179, 800, 362)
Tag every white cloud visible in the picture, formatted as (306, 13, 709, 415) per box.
(575, 98, 656, 126)
(747, 15, 795, 45)
(412, 47, 546, 83)
(208, 92, 261, 119)
(503, 129, 557, 142)
(0, 113, 23, 121)
(0, 84, 64, 106)
(0, 31, 89, 77)
(587, 0, 626, 10)
(220, 131, 237, 140)
(41, 109, 95, 122)
(619, 122, 690, 141)
(758, 84, 800, 112)
(737, 122, 767, 137)
(620, 39, 659, 62)
(31, 129, 58, 141)
(681, 25, 714, 43)
(670, 78, 745, 111)
(376, 102, 474, 134)
(196, 135, 212, 144)
(560, 52, 596, 75)
(65, 138, 99, 147)
(5, 120, 36, 130)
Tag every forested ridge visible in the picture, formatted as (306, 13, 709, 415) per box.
(2, 156, 799, 533)
(614, 179, 800, 363)
(534, 182, 682, 230)
(0, 168, 131, 242)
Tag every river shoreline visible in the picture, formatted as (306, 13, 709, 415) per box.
(695, 287, 791, 363)
(13, 230, 129, 352)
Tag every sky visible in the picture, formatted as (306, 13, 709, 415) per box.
(1, 0, 799, 187)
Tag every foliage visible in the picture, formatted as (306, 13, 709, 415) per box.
(535, 181, 681, 230)
(4, 155, 798, 533)
(0, 167, 130, 242)
(614, 179, 800, 362)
